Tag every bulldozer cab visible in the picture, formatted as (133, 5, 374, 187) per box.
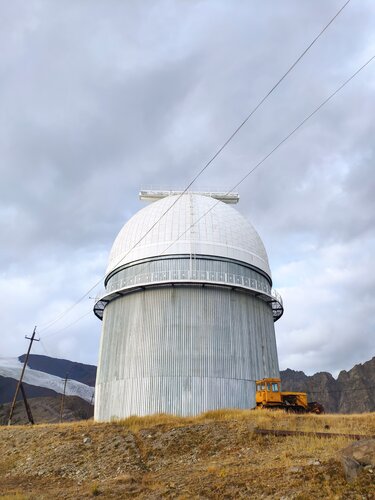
(256, 378, 283, 405)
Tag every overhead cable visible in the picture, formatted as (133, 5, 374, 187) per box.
(38, 0, 351, 333)
(159, 54, 375, 257)
(42, 310, 93, 339)
(41, 52, 375, 341)
(183, 0, 352, 188)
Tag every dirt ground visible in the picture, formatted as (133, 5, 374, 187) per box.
(0, 410, 374, 499)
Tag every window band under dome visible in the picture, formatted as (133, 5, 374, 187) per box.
(94, 255, 283, 322)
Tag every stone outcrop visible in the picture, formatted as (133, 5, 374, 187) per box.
(340, 439, 375, 481)
(281, 357, 375, 413)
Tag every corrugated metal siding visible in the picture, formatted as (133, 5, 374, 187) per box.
(95, 377, 255, 419)
(95, 286, 279, 421)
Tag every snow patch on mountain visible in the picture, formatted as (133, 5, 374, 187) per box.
(0, 357, 94, 403)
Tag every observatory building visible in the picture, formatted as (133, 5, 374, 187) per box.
(94, 191, 283, 421)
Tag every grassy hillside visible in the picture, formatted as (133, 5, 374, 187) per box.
(0, 410, 374, 499)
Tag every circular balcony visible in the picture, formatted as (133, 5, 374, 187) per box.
(94, 269, 283, 322)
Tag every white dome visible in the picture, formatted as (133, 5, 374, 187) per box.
(106, 194, 271, 279)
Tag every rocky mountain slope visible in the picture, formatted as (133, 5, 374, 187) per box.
(18, 354, 96, 386)
(0, 355, 95, 405)
(1, 354, 374, 415)
(0, 376, 61, 405)
(280, 356, 375, 413)
(0, 355, 95, 424)
(0, 395, 93, 425)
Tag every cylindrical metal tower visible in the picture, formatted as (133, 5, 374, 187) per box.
(94, 191, 283, 421)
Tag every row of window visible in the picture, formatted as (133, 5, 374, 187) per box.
(256, 382, 279, 392)
(107, 257, 271, 293)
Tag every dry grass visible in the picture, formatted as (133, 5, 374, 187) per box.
(111, 407, 375, 435)
(0, 496, 27, 500)
(0, 409, 374, 499)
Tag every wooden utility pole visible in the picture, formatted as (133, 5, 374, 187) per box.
(59, 373, 69, 423)
(8, 326, 39, 426)
(19, 383, 35, 424)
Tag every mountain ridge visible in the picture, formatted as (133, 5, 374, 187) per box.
(0, 356, 95, 405)
(280, 356, 375, 413)
(18, 354, 96, 386)
(1, 354, 374, 413)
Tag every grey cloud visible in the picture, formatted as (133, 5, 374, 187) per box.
(1, 0, 374, 372)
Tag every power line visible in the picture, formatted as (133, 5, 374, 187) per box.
(41, 310, 92, 339)
(38, 337, 49, 355)
(186, 0, 352, 187)
(41, 52, 374, 343)
(37, 311, 93, 357)
(37, 1, 350, 334)
(159, 54, 375, 258)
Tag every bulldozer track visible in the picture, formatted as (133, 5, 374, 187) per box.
(255, 428, 375, 440)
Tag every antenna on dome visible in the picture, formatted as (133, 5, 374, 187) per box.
(139, 189, 239, 204)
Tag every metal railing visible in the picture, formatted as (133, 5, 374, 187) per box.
(94, 270, 283, 321)
(107, 269, 274, 294)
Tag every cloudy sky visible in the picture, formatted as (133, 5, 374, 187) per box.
(1, 0, 374, 376)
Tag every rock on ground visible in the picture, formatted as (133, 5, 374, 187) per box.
(340, 438, 375, 481)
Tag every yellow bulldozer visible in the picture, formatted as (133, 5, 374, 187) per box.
(256, 378, 324, 414)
